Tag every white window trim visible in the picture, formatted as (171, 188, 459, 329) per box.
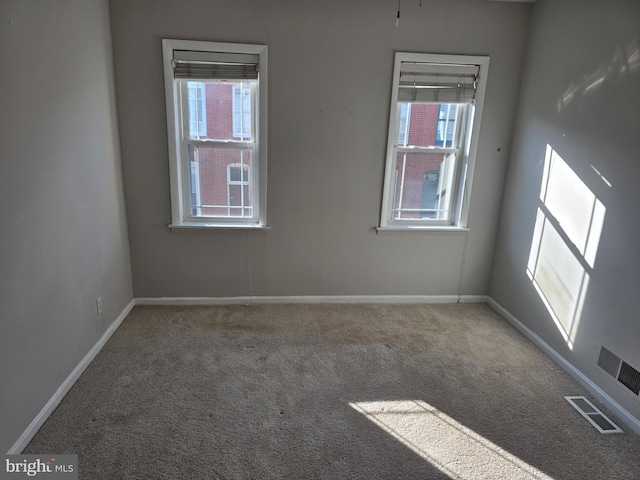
(162, 39, 268, 229)
(379, 52, 490, 231)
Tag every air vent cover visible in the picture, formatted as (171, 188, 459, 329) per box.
(618, 362, 640, 395)
(597, 346, 640, 397)
(565, 396, 623, 434)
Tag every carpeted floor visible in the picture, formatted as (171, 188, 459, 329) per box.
(25, 303, 640, 479)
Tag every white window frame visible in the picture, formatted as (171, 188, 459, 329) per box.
(379, 52, 489, 231)
(162, 39, 268, 229)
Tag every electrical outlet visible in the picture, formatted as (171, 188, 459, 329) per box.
(96, 297, 102, 316)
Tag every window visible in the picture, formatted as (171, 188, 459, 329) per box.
(435, 104, 457, 148)
(232, 84, 252, 139)
(162, 39, 268, 228)
(187, 82, 206, 137)
(397, 103, 411, 145)
(379, 53, 489, 229)
(190, 150, 201, 217)
(227, 163, 250, 216)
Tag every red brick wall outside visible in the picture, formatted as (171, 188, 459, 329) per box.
(205, 83, 234, 140)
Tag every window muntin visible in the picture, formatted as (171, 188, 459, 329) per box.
(162, 40, 267, 228)
(380, 53, 489, 229)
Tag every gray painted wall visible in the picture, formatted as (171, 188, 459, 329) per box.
(490, 0, 640, 420)
(110, 0, 531, 298)
(0, 0, 133, 453)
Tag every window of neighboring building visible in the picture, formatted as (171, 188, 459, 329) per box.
(190, 149, 201, 217)
(379, 52, 490, 229)
(162, 39, 268, 228)
(435, 104, 458, 148)
(227, 163, 250, 217)
(232, 84, 252, 139)
(187, 82, 207, 137)
(397, 103, 411, 145)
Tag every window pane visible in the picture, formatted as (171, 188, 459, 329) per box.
(228, 164, 249, 183)
(391, 152, 457, 220)
(183, 80, 255, 142)
(436, 104, 458, 147)
(188, 145, 253, 218)
(397, 102, 461, 148)
(232, 84, 253, 139)
(187, 82, 206, 137)
(397, 104, 410, 145)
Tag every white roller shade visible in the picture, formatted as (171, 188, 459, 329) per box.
(172, 50, 259, 80)
(398, 62, 479, 103)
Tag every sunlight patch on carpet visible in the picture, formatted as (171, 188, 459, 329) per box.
(350, 400, 553, 480)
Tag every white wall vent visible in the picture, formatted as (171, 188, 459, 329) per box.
(597, 346, 640, 396)
(565, 396, 623, 434)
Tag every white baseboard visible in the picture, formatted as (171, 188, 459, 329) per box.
(136, 294, 488, 305)
(8, 299, 136, 454)
(487, 297, 640, 436)
(457, 295, 488, 304)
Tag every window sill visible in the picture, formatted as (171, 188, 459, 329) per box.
(376, 225, 469, 234)
(169, 223, 271, 232)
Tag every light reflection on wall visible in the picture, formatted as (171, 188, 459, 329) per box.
(527, 145, 605, 349)
(557, 39, 640, 111)
(350, 400, 553, 480)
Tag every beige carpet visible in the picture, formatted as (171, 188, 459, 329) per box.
(25, 304, 640, 479)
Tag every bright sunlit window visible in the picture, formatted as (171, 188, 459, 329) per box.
(379, 53, 489, 229)
(162, 39, 268, 228)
